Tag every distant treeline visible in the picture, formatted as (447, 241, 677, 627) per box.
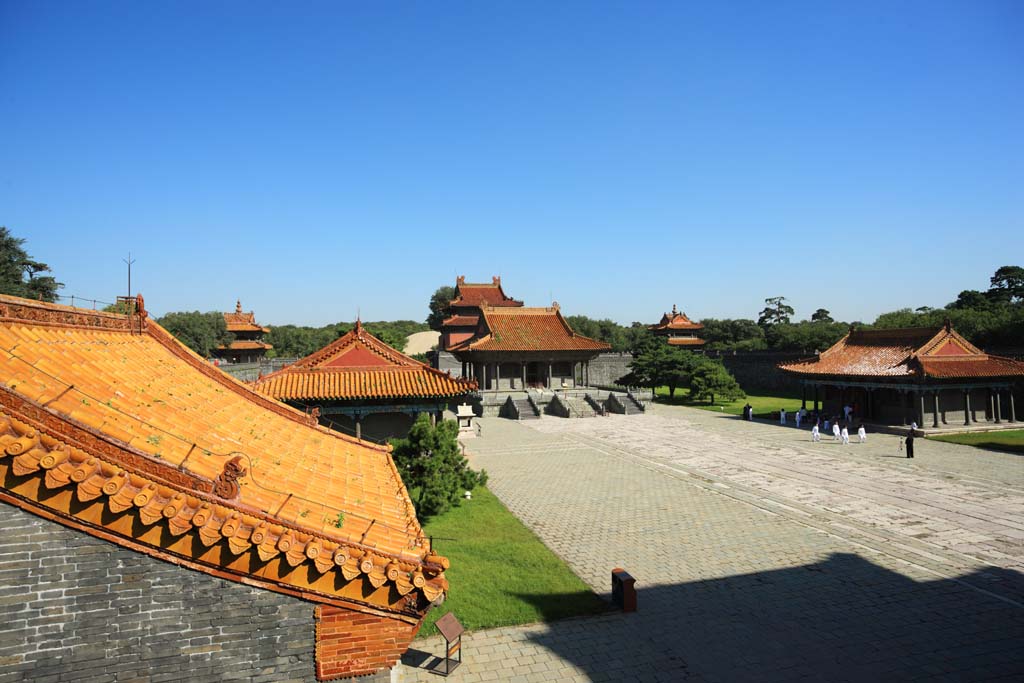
(566, 265, 1024, 354)
(266, 320, 429, 358)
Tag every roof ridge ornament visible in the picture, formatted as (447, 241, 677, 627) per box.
(236, 299, 243, 314)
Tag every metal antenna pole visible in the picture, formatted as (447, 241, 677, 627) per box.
(123, 253, 136, 297)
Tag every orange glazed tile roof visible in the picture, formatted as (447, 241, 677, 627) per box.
(224, 300, 270, 333)
(449, 275, 523, 308)
(0, 294, 448, 619)
(649, 305, 704, 332)
(222, 340, 273, 351)
(668, 337, 706, 346)
(455, 305, 612, 353)
(779, 323, 1024, 381)
(441, 314, 480, 327)
(254, 321, 477, 401)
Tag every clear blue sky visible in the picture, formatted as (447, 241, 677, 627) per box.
(2, 1, 1022, 326)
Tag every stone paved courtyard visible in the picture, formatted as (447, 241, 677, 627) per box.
(400, 406, 1024, 682)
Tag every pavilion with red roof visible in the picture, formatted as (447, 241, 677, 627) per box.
(779, 322, 1023, 430)
(214, 299, 273, 363)
(648, 304, 705, 347)
(255, 321, 477, 440)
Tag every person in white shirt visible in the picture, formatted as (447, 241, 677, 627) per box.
(858, 424, 867, 443)
(841, 425, 850, 445)
(795, 410, 802, 428)
(811, 422, 820, 442)
(780, 408, 786, 425)
(832, 423, 841, 441)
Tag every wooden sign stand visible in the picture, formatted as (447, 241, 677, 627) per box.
(434, 612, 464, 676)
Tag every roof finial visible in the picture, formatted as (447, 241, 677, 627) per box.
(236, 299, 242, 314)
(672, 303, 677, 315)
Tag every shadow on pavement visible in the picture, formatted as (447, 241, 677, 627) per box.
(497, 553, 1024, 681)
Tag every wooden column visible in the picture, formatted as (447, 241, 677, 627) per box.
(494, 363, 500, 392)
(813, 386, 819, 413)
(903, 392, 909, 426)
(919, 392, 926, 428)
(547, 362, 553, 388)
(995, 391, 1002, 424)
(521, 363, 527, 388)
(1010, 391, 1017, 422)
(964, 390, 971, 425)
(355, 416, 362, 440)
(801, 385, 807, 410)
(933, 391, 940, 428)
(989, 390, 996, 423)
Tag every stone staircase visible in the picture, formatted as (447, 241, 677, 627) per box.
(550, 395, 596, 418)
(500, 395, 541, 420)
(606, 392, 644, 415)
(513, 397, 540, 420)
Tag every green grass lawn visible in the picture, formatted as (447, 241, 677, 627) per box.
(654, 387, 804, 419)
(417, 485, 608, 636)
(929, 429, 1024, 455)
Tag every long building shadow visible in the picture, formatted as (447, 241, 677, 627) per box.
(499, 553, 1024, 681)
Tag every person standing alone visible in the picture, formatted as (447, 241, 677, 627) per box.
(905, 431, 915, 458)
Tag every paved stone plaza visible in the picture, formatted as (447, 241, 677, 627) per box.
(401, 406, 1024, 682)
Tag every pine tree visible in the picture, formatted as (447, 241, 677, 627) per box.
(390, 415, 487, 519)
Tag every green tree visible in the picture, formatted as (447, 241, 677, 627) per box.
(627, 343, 700, 399)
(757, 296, 794, 327)
(0, 227, 63, 302)
(426, 286, 457, 331)
(390, 415, 488, 519)
(810, 308, 833, 323)
(949, 290, 993, 310)
(988, 265, 1024, 304)
(689, 360, 745, 405)
(157, 311, 233, 358)
(700, 318, 766, 351)
(765, 320, 848, 353)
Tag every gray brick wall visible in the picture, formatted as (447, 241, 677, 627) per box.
(0, 501, 388, 683)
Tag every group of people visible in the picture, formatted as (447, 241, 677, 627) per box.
(739, 402, 915, 458)
(809, 416, 867, 445)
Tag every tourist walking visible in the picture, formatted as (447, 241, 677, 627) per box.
(780, 408, 786, 425)
(857, 424, 866, 443)
(811, 422, 820, 442)
(905, 431, 915, 458)
(795, 410, 802, 428)
(841, 424, 850, 445)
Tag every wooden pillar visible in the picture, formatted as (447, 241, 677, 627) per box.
(902, 392, 909, 426)
(964, 390, 971, 425)
(355, 416, 362, 440)
(521, 363, 527, 388)
(585, 361, 590, 387)
(813, 386, 819, 413)
(919, 392, 926, 428)
(430, 412, 437, 426)
(989, 390, 996, 422)
(1010, 391, 1017, 422)
(933, 391, 940, 428)
(494, 363, 500, 391)
(547, 362, 552, 388)
(995, 391, 1002, 424)
(801, 385, 807, 410)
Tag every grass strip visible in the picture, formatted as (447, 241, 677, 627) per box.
(418, 485, 608, 636)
